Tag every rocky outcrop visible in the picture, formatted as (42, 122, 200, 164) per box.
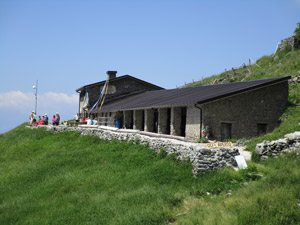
(39, 125, 240, 176)
(255, 132, 300, 160)
(278, 36, 295, 51)
(289, 73, 300, 84)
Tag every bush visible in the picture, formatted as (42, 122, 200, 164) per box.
(294, 23, 300, 43)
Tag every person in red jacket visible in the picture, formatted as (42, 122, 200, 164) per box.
(39, 116, 45, 125)
(52, 115, 56, 125)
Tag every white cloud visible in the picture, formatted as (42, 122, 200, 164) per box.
(0, 91, 79, 133)
(41, 92, 78, 105)
(0, 90, 78, 123)
(0, 91, 34, 108)
(0, 91, 78, 110)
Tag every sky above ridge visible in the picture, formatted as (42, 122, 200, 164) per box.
(0, 0, 300, 134)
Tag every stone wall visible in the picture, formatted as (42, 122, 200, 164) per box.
(123, 110, 133, 129)
(255, 132, 300, 160)
(158, 108, 170, 134)
(171, 107, 184, 136)
(145, 109, 155, 132)
(185, 106, 201, 141)
(133, 110, 144, 130)
(201, 81, 289, 140)
(44, 125, 240, 176)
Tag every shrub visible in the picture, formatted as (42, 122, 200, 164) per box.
(294, 23, 300, 43)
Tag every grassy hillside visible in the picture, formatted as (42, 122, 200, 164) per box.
(0, 124, 262, 225)
(185, 48, 300, 90)
(1, 125, 300, 224)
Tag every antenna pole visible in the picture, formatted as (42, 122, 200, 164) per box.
(35, 80, 38, 115)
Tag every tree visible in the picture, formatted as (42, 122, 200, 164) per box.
(294, 23, 300, 43)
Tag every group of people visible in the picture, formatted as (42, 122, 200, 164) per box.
(86, 117, 98, 125)
(29, 111, 60, 126)
(51, 113, 60, 125)
(29, 111, 99, 127)
(77, 114, 97, 125)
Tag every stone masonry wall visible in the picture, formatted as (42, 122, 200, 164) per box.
(201, 81, 288, 140)
(133, 110, 144, 130)
(158, 108, 169, 134)
(185, 106, 201, 141)
(171, 107, 182, 136)
(145, 109, 155, 132)
(44, 126, 240, 176)
(255, 132, 300, 160)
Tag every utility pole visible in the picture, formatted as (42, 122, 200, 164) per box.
(33, 80, 38, 115)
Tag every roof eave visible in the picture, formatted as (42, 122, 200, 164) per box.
(196, 76, 291, 105)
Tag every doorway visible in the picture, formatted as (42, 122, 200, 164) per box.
(221, 123, 232, 141)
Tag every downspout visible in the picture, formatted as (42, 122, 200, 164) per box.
(194, 104, 203, 139)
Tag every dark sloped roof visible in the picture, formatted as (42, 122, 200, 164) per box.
(100, 76, 290, 112)
(76, 75, 163, 92)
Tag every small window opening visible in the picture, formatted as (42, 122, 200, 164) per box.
(257, 123, 267, 136)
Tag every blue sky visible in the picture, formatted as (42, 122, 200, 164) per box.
(0, 0, 299, 134)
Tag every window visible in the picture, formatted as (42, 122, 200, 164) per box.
(221, 123, 232, 141)
(257, 123, 267, 136)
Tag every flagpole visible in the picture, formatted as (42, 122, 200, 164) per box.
(33, 80, 38, 115)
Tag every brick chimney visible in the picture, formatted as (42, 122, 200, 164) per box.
(107, 71, 117, 79)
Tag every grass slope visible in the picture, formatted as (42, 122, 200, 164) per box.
(1, 125, 300, 224)
(1, 124, 259, 225)
(174, 155, 300, 225)
(185, 48, 300, 88)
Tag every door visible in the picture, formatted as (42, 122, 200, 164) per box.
(221, 123, 232, 141)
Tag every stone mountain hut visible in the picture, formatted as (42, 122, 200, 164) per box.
(76, 71, 290, 141)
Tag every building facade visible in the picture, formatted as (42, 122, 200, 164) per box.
(76, 73, 290, 141)
(76, 71, 164, 122)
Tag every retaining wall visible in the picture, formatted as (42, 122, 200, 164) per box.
(40, 125, 240, 176)
(255, 131, 300, 160)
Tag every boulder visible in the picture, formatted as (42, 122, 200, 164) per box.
(255, 143, 266, 155)
(284, 132, 300, 141)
